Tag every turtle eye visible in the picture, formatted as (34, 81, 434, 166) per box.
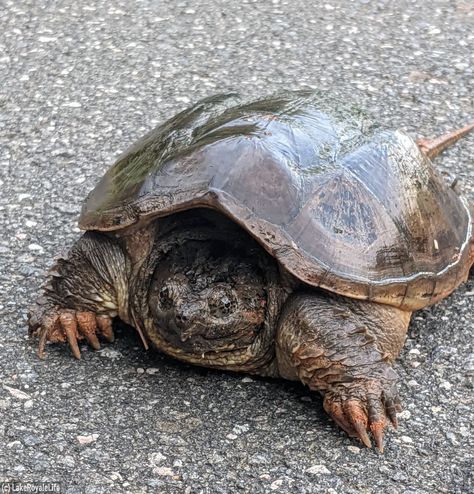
(209, 290, 236, 318)
(159, 286, 174, 310)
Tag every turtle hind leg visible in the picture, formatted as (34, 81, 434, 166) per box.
(275, 292, 411, 452)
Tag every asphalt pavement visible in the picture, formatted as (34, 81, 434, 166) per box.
(0, 1, 473, 493)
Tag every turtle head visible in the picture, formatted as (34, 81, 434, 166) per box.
(148, 239, 268, 354)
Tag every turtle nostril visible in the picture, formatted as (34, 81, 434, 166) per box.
(176, 314, 188, 323)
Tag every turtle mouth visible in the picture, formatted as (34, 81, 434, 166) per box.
(159, 313, 262, 353)
(175, 320, 209, 342)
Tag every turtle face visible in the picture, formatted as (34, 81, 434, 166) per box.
(148, 240, 267, 353)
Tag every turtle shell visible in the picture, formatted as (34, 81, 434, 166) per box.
(79, 91, 474, 311)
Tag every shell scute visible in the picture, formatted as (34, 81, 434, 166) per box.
(79, 91, 473, 310)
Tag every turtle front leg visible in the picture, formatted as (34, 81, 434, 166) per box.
(28, 232, 130, 359)
(276, 292, 411, 452)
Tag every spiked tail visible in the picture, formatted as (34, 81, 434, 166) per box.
(417, 123, 474, 160)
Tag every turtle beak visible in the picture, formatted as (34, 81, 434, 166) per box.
(175, 301, 207, 340)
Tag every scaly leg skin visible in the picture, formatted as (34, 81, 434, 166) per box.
(28, 232, 130, 359)
(276, 292, 411, 452)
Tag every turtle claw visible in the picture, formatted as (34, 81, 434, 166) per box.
(76, 312, 101, 350)
(37, 321, 49, 359)
(323, 379, 400, 452)
(384, 396, 399, 429)
(370, 422, 385, 453)
(29, 305, 115, 359)
(328, 401, 354, 436)
(61, 312, 82, 359)
(343, 400, 372, 448)
(353, 421, 372, 449)
(85, 332, 101, 351)
(97, 315, 115, 343)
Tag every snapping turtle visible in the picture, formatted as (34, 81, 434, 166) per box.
(29, 91, 474, 451)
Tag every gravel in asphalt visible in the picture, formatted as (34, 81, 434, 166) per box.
(0, 1, 473, 493)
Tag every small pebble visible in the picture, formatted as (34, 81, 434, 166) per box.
(99, 348, 122, 359)
(445, 431, 457, 441)
(27, 243, 44, 252)
(76, 434, 99, 445)
(38, 36, 57, 42)
(233, 424, 250, 434)
(149, 452, 166, 465)
(3, 385, 30, 400)
(62, 101, 82, 108)
(7, 441, 22, 449)
(306, 464, 331, 475)
(146, 368, 160, 375)
(23, 435, 43, 446)
(392, 472, 408, 481)
(347, 445, 360, 454)
(400, 436, 413, 444)
(270, 479, 283, 490)
(154, 467, 174, 477)
(459, 427, 469, 437)
(23, 400, 34, 410)
(398, 410, 411, 420)
(61, 455, 75, 468)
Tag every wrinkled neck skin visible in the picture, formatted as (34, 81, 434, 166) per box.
(118, 209, 289, 376)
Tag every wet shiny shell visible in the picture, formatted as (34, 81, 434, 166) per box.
(79, 91, 473, 310)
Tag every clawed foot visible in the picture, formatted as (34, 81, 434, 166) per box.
(323, 379, 402, 452)
(28, 304, 115, 359)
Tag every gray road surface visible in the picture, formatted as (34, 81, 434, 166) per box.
(1, 1, 473, 493)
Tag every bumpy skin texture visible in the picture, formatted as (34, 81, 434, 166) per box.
(28, 233, 130, 358)
(276, 293, 411, 451)
(29, 210, 412, 451)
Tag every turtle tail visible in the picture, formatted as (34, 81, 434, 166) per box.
(417, 123, 474, 160)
